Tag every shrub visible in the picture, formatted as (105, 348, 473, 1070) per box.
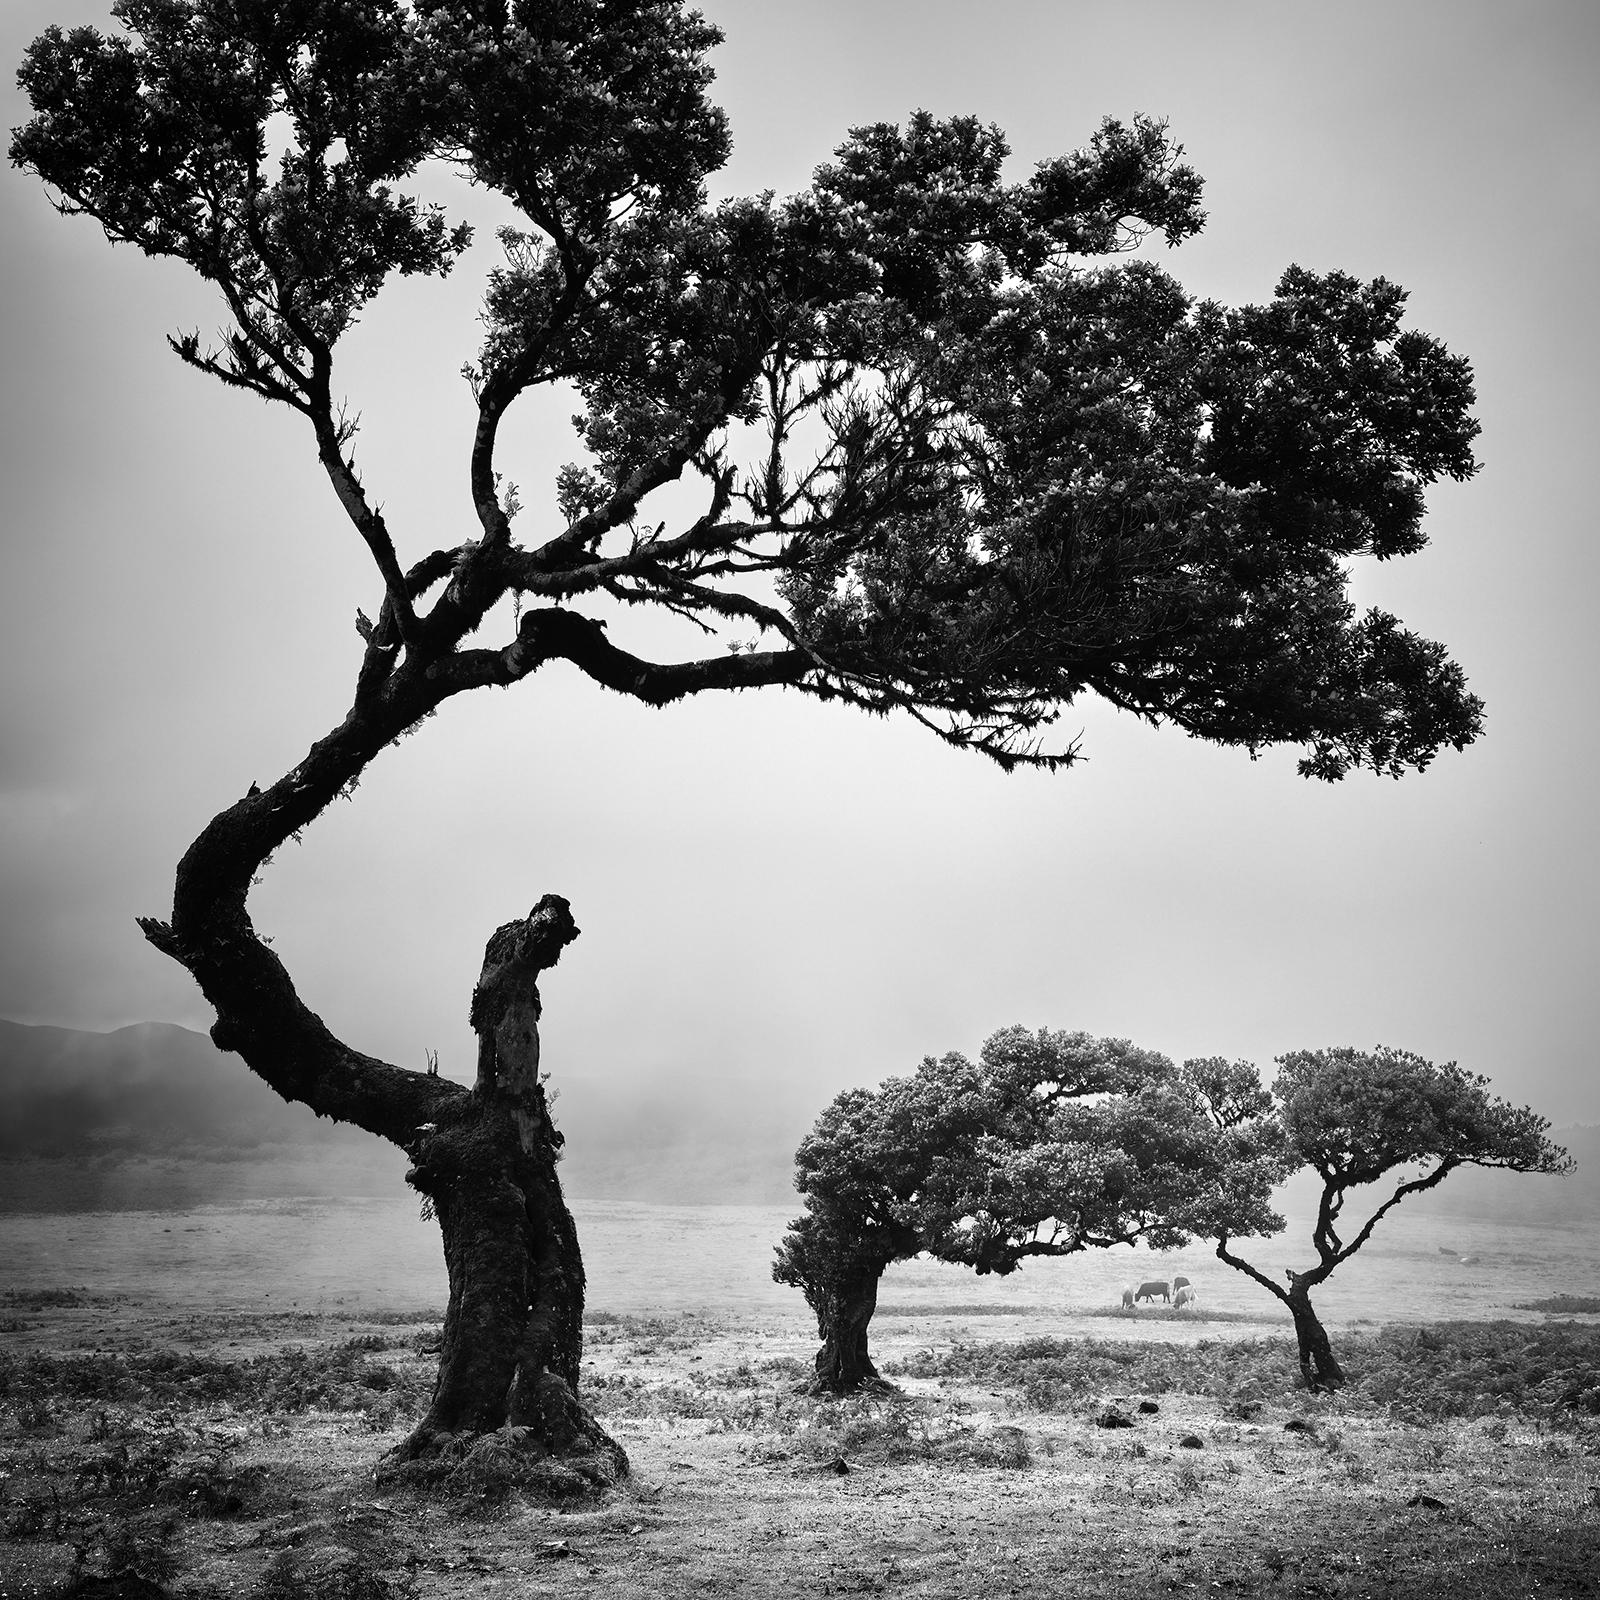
(0, 1341, 432, 1420)
(101, 1513, 180, 1582)
(798, 1397, 1031, 1471)
(256, 1545, 398, 1600)
(1, 1287, 90, 1309)
(884, 1323, 1600, 1424)
(15, 1396, 59, 1434)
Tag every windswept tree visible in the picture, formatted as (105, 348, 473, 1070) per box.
(1193, 1048, 1573, 1390)
(774, 1028, 1286, 1392)
(14, 0, 1483, 1479)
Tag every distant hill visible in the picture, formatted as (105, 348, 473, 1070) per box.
(0, 1019, 375, 1160)
(0, 1019, 1591, 1220)
(0, 1019, 400, 1211)
(0, 1019, 810, 1211)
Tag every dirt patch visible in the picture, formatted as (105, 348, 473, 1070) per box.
(1, 1300, 1597, 1598)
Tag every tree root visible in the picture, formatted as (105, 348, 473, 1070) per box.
(378, 1423, 627, 1501)
(799, 1374, 903, 1400)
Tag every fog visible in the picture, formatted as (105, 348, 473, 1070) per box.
(2, 1021, 1593, 1230)
(2, 2, 1597, 1138)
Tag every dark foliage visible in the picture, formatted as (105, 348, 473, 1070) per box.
(774, 1028, 1285, 1389)
(1196, 1048, 1573, 1389)
(0, 1342, 430, 1420)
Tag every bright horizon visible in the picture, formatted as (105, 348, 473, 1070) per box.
(2, 1, 1597, 1129)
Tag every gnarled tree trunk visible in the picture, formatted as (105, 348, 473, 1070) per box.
(1214, 1241, 1348, 1394)
(807, 1257, 891, 1395)
(390, 896, 625, 1487)
(137, 681, 625, 1490)
(1286, 1274, 1345, 1391)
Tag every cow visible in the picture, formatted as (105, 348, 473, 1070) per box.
(1120, 1286, 1135, 1309)
(1174, 1285, 1198, 1310)
(1134, 1280, 1170, 1304)
(1172, 1275, 1191, 1293)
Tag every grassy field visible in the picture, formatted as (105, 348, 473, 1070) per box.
(1, 1291, 1598, 1598)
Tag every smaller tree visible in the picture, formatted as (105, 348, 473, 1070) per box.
(774, 1027, 1284, 1392)
(1194, 1047, 1574, 1390)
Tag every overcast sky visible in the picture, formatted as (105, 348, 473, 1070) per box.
(2, 1, 1597, 1129)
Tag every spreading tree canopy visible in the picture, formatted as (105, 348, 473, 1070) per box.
(774, 1028, 1287, 1392)
(14, 0, 1484, 1480)
(1194, 1048, 1573, 1389)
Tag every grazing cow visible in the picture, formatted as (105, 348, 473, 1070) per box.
(1172, 1275, 1191, 1293)
(1175, 1286, 1198, 1310)
(1135, 1280, 1170, 1304)
(1121, 1286, 1135, 1309)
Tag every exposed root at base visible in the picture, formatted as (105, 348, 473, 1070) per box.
(377, 1424, 628, 1501)
(799, 1375, 904, 1400)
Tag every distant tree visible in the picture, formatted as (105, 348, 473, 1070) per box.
(1193, 1048, 1574, 1390)
(774, 1029, 1286, 1392)
(14, 1, 1483, 1481)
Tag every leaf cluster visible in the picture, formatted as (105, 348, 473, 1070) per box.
(772, 1026, 1287, 1318)
(1206, 1045, 1572, 1295)
(1273, 1045, 1572, 1186)
(13, 4, 1486, 782)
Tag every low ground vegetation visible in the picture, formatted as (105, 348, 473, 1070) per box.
(886, 1323, 1600, 1422)
(1, 1299, 1597, 1597)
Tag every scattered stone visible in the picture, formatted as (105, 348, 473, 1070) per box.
(1178, 1434, 1205, 1449)
(1137, 1400, 1160, 1415)
(537, 1540, 574, 1559)
(1283, 1417, 1316, 1434)
(1407, 1493, 1449, 1511)
(822, 1455, 852, 1474)
(1096, 1408, 1135, 1429)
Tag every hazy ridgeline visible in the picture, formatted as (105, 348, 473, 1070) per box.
(0, 1019, 816, 1210)
(0, 1019, 1593, 1222)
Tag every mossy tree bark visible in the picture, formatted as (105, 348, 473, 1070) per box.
(392, 896, 625, 1482)
(807, 1256, 892, 1395)
(1285, 1276, 1346, 1392)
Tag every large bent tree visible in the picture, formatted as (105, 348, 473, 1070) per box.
(14, 1, 1484, 1478)
(774, 1029, 1286, 1393)
(1192, 1049, 1572, 1391)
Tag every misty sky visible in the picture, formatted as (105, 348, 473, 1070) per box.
(2, 1, 1597, 1129)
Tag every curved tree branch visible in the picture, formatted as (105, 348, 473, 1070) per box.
(137, 660, 465, 1146)
(1326, 1160, 1460, 1266)
(439, 607, 814, 703)
(309, 408, 421, 644)
(355, 546, 462, 703)
(1214, 1235, 1292, 1307)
